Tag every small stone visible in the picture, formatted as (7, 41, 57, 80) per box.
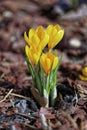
(3, 11, 13, 18)
(69, 38, 81, 48)
(53, 5, 64, 15)
(10, 36, 16, 42)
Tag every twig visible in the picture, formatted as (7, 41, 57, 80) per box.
(48, 119, 62, 129)
(10, 93, 30, 99)
(0, 73, 5, 79)
(0, 89, 13, 103)
(16, 112, 36, 120)
(73, 86, 79, 107)
(10, 99, 15, 107)
(24, 123, 37, 130)
(40, 114, 53, 130)
(77, 84, 87, 96)
(61, 111, 78, 129)
(40, 113, 48, 130)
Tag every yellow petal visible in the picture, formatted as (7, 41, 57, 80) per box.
(25, 45, 29, 57)
(25, 44, 41, 65)
(54, 29, 64, 44)
(46, 25, 53, 35)
(51, 28, 57, 37)
(28, 28, 35, 38)
(54, 24, 60, 31)
(48, 28, 57, 44)
(25, 46, 34, 64)
(36, 26, 44, 32)
(52, 57, 58, 70)
(40, 53, 46, 65)
(40, 53, 50, 74)
(33, 54, 40, 64)
(45, 59, 51, 74)
(40, 34, 49, 50)
(46, 52, 54, 61)
(28, 49, 35, 64)
(48, 29, 64, 49)
(31, 34, 40, 45)
(24, 32, 30, 45)
(36, 26, 45, 40)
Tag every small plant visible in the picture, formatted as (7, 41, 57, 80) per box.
(71, 0, 78, 10)
(24, 24, 64, 107)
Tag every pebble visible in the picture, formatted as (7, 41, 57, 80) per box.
(3, 11, 13, 18)
(53, 5, 64, 15)
(69, 38, 81, 48)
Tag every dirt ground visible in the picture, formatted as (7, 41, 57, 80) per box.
(0, 0, 87, 130)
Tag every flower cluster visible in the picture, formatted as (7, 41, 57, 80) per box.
(24, 25, 64, 74)
(24, 24, 64, 107)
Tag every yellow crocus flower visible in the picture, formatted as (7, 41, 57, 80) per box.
(24, 26, 49, 50)
(79, 67, 87, 81)
(25, 45, 41, 65)
(82, 67, 87, 77)
(46, 24, 64, 49)
(40, 52, 58, 74)
(79, 75, 87, 81)
(36, 26, 49, 50)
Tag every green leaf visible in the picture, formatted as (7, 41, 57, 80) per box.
(34, 70, 42, 95)
(38, 62, 46, 96)
(45, 54, 62, 106)
(50, 87, 57, 106)
(43, 89, 49, 107)
(50, 54, 63, 89)
(25, 56, 35, 85)
(26, 56, 42, 94)
(54, 54, 62, 75)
